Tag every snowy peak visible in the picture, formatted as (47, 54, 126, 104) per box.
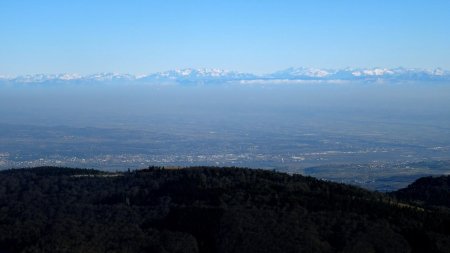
(3, 73, 135, 84)
(1, 67, 449, 86)
(11, 74, 81, 83)
(85, 73, 135, 81)
(352, 68, 395, 76)
(271, 67, 450, 80)
(141, 68, 256, 81)
(271, 67, 332, 78)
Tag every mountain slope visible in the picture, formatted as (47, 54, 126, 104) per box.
(393, 175, 450, 208)
(0, 166, 449, 253)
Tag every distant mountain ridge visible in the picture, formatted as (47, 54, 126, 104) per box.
(1, 67, 449, 85)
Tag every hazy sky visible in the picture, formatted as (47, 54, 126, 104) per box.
(1, 0, 449, 75)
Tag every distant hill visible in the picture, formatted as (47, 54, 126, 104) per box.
(0, 166, 449, 252)
(393, 175, 450, 208)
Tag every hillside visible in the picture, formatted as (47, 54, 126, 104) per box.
(0, 166, 449, 253)
(393, 175, 450, 209)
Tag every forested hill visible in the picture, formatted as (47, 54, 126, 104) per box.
(0, 166, 450, 253)
(393, 175, 450, 209)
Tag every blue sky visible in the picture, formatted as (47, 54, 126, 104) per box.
(1, 0, 449, 75)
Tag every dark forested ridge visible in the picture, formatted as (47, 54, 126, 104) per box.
(393, 175, 450, 209)
(0, 166, 450, 253)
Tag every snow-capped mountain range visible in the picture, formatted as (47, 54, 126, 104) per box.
(1, 67, 449, 85)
